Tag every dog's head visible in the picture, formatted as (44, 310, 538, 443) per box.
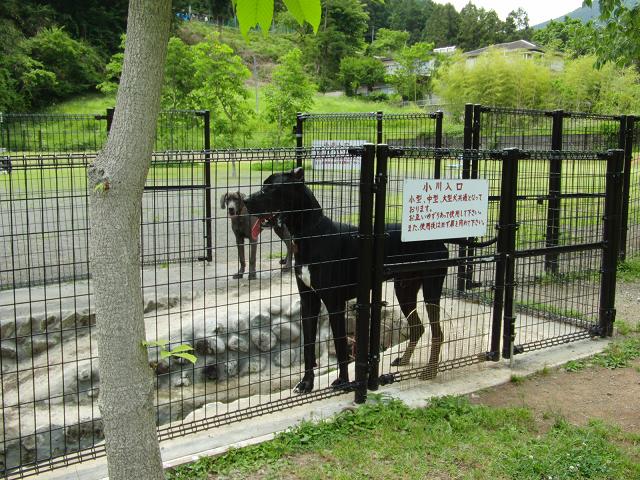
(245, 168, 320, 227)
(220, 191, 246, 218)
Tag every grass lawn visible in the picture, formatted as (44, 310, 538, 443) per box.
(167, 335, 640, 480)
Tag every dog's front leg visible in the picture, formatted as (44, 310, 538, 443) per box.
(295, 286, 321, 394)
(323, 296, 350, 389)
(233, 239, 246, 279)
(273, 223, 293, 271)
(248, 239, 258, 279)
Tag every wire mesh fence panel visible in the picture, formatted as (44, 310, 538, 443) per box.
(155, 110, 207, 152)
(374, 148, 503, 384)
(627, 121, 640, 257)
(510, 151, 611, 354)
(562, 112, 621, 152)
(0, 154, 92, 288)
(476, 107, 554, 150)
(0, 111, 207, 156)
(0, 114, 108, 155)
(0, 147, 368, 477)
(300, 113, 378, 148)
(381, 112, 439, 147)
(299, 112, 442, 150)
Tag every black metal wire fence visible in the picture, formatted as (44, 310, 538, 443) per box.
(0, 104, 634, 477)
(0, 110, 208, 155)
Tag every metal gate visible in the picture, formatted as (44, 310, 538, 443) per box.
(349, 144, 624, 402)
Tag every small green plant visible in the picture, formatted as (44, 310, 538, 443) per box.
(617, 256, 640, 282)
(614, 319, 639, 336)
(540, 365, 550, 376)
(510, 374, 525, 384)
(564, 359, 586, 372)
(142, 340, 197, 364)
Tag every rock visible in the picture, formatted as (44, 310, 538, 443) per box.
(66, 418, 104, 451)
(1, 318, 16, 339)
(203, 363, 218, 380)
(250, 313, 271, 329)
(173, 374, 192, 388)
(39, 314, 60, 333)
(251, 330, 277, 352)
(143, 299, 158, 313)
(221, 360, 239, 377)
(194, 336, 225, 355)
(61, 311, 77, 329)
(237, 312, 250, 332)
(268, 300, 283, 316)
(15, 316, 35, 337)
(285, 299, 301, 318)
(272, 321, 300, 342)
(30, 337, 50, 355)
(77, 309, 95, 327)
(248, 356, 267, 373)
(1, 343, 17, 359)
(227, 334, 249, 353)
(273, 349, 297, 368)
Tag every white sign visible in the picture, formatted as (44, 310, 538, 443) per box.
(311, 140, 365, 171)
(401, 179, 489, 242)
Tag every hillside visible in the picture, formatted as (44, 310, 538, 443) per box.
(534, 0, 638, 28)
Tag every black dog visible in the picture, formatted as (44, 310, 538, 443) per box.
(245, 168, 450, 393)
(221, 191, 293, 279)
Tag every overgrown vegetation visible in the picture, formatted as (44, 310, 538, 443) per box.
(167, 395, 640, 480)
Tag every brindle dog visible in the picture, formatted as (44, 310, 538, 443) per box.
(221, 191, 293, 279)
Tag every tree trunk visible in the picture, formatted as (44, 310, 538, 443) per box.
(88, 1, 171, 479)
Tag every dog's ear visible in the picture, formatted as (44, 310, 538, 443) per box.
(291, 167, 304, 181)
(220, 193, 228, 209)
(238, 191, 246, 201)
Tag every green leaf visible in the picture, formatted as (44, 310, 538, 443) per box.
(236, 0, 274, 38)
(296, 0, 321, 33)
(160, 350, 172, 359)
(169, 344, 195, 354)
(143, 340, 169, 348)
(172, 352, 198, 364)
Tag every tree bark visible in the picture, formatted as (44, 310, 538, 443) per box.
(88, 1, 171, 479)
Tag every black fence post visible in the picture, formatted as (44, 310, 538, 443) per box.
(368, 143, 389, 391)
(434, 110, 443, 177)
(464, 105, 483, 289)
(458, 104, 474, 293)
(376, 111, 383, 144)
(500, 148, 520, 360)
(295, 112, 304, 168)
(544, 109, 563, 274)
(106, 107, 115, 133)
(598, 149, 625, 337)
(355, 143, 375, 404)
(202, 110, 213, 262)
(619, 115, 634, 261)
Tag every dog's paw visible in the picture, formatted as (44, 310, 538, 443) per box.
(330, 378, 352, 391)
(279, 258, 288, 265)
(232, 272, 243, 279)
(293, 379, 314, 394)
(248, 272, 257, 280)
(391, 356, 410, 367)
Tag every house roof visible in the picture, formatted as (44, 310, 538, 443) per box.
(464, 40, 544, 57)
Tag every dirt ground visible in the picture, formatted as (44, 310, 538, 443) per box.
(469, 280, 640, 434)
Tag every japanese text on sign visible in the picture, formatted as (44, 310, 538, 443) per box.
(311, 140, 365, 171)
(401, 179, 489, 242)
